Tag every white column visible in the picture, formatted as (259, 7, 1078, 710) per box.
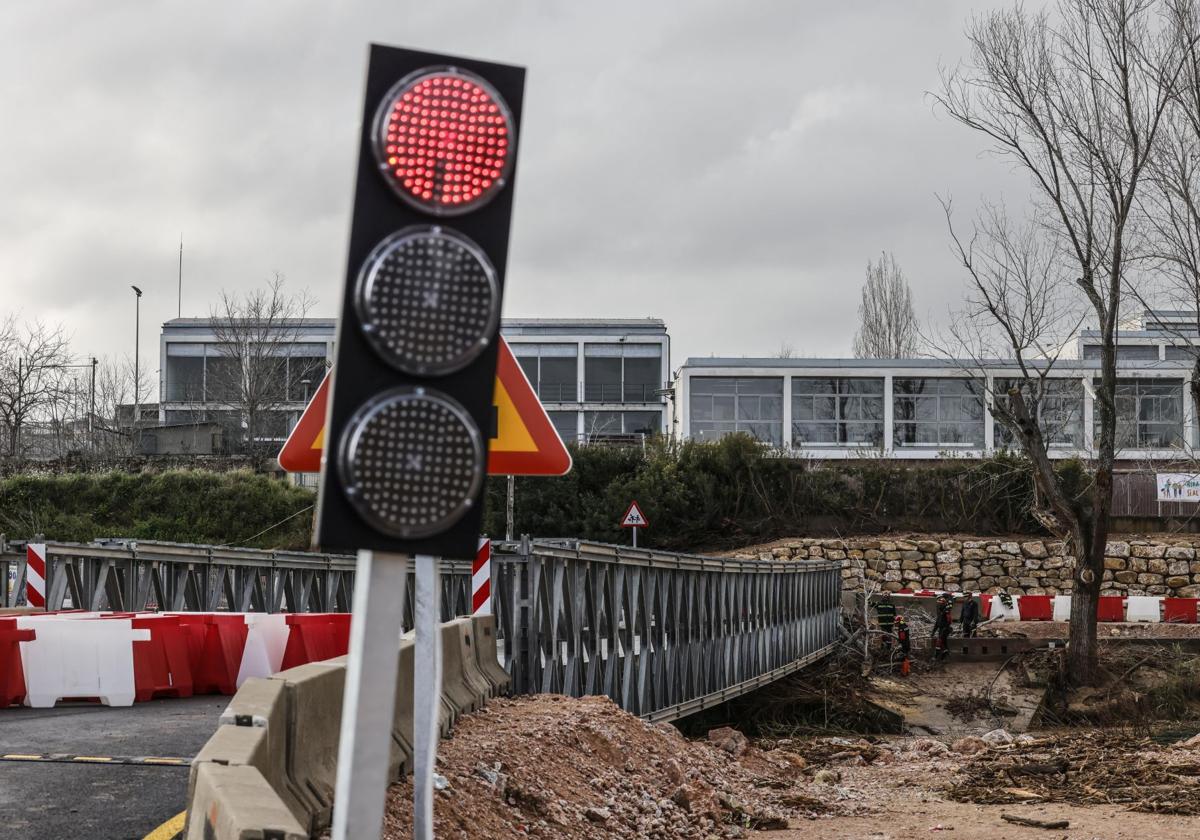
(1082, 375, 1095, 455)
(983, 372, 995, 454)
(782, 375, 793, 450)
(883, 374, 894, 455)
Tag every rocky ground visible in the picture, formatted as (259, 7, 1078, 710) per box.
(378, 693, 1200, 840)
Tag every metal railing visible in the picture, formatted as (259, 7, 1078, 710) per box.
(491, 538, 841, 722)
(1, 537, 840, 722)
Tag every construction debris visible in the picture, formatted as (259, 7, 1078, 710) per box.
(1000, 813, 1069, 829)
(946, 731, 1200, 815)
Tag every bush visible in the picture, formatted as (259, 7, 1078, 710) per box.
(0, 469, 314, 549)
(483, 435, 1078, 550)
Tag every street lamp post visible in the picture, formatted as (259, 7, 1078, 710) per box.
(131, 286, 143, 442)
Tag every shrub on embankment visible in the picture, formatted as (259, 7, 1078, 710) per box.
(0, 469, 313, 549)
(482, 435, 1075, 551)
(0, 436, 1074, 552)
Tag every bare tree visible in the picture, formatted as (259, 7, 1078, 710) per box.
(852, 252, 921, 359)
(90, 357, 150, 456)
(208, 274, 315, 455)
(935, 0, 1187, 683)
(1140, 1, 1200, 421)
(0, 317, 72, 458)
(775, 341, 797, 359)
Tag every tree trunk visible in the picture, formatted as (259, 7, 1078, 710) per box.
(1066, 513, 1103, 682)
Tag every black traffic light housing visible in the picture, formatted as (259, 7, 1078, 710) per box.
(315, 45, 525, 558)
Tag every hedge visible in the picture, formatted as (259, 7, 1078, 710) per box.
(0, 437, 1078, 553)
(0, 469, 313, 550)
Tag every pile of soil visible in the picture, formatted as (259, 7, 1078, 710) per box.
(381, 695, 830, 839)
(946, 731, 1200, 814)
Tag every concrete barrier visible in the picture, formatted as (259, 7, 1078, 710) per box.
(186, 763, 306, 840)
(186, 619, 512, 838)
(471, 614, 510, 696)
(439, 622, 485, 716)
(273, 661, 345, 831)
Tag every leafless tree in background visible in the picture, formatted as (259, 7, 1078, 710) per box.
(935, 0, 1187, 683)
(208, 274, 315, 455)
(1141, 1, 1200, 422)
(91, 357, 150, 455)
(775, 341, 797, 359)
(852, 252, 920, 359)
(0, 317, 72, 458)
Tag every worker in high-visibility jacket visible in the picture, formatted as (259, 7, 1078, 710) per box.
(933, 592, 953, 661)
(894, 614, 911, 676)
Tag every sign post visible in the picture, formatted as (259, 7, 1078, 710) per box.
(620, 501, 649, 548)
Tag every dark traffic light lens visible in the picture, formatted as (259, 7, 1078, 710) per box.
(355, 226, 499, 376)
(373, 66, 514, 216)
(337, 388, 484, 538)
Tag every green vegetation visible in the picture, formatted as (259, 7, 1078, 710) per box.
(0, 469, 313, 549)
(0, 436, 1078, 552)
(483, 435, 1075, 550)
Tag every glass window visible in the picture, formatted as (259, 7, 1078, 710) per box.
(547, 411, 578, 443)
(1100, 378, 1184, 448)
(622, 411, 661, 435)
(583, 410, 622, 438)
(994, 378, 1083, 448)
(583, 343, 662, 403)
(165, 356, 204, 402)
(792, 378, 883, 447)
(288, 356, 327, 402)
(1082, 344, 1159, 361)
(510, 344, 578, 402)
(690, 378, 783, 445)
(893, 378, 984, 448)
(204, 355, 240, 402)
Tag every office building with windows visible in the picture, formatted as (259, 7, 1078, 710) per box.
(502, 318, 670, 444)
(159, 316, 670, 449)
(159, 318, 336, 445)
(673, 311, 1198, 460)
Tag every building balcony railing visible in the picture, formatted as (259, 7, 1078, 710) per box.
(582, 383, 663, 403)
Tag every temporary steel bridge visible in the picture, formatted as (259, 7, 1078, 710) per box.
(1, 536, 841, 722)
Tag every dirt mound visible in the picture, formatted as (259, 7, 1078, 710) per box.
(381, 694, 831, 839)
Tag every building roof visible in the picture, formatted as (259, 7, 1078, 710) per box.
(680, 356, 1192, 371)
(163, 317, 337, 329)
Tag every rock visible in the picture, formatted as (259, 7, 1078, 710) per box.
(707, 726, 748, 757)
(1132, 544, 1166, 559)
(1167, 546, 1196, 560)
(1021, 541, 1048, 559)
(663, 757, 686, 786)
(670, 785, 697, 812)
(1106, 541, 1130, 558)
(813, 768, 841, 785)
(1000, 542, 1021, 555)
(1175, 733, 1200, 749)
(777, 752, 807, 771)
(981, 728, 1013, 745)
(952, 736, 988, 754)
(1103, 557, 1127, 571)
(1148, 558, 1169, 574)
(1015, 734, 1037, 744)
(584, 806, 612, 823)
(911, 738, 950, 754)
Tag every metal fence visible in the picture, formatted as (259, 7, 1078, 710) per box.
(0, 536, 841, 722)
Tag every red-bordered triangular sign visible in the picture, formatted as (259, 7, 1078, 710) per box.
(278, 370, 330, 473)
(277, 338, 572, 477)
(621, 500, 649, 528)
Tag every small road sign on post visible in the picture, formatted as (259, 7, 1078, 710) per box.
(620, 501, 649, 548)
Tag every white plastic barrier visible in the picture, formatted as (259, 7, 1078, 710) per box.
(16, 616, 150, 707)
(236, 613, 290, 687)
(1125, 596, 1161, 623)
(987, 594, 1021, 621)
(1052, 596, 1072, 622)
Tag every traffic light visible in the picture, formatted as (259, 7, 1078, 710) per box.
(315, 46, 525, 558)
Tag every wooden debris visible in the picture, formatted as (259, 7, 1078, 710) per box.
(1000, 813, 1069, 829)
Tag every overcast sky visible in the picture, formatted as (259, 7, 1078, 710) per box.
(0, 0, 1029, 377)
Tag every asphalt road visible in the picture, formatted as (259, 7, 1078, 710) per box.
(0, 696, 227, 840)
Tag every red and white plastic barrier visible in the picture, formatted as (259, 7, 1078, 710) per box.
(25, 543, 46, 609)
(1, 610, 352, 708)
(895, 590, 1200, 624)
(472, 538, 492, 616)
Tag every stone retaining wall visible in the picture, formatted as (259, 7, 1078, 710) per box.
(731, 537, 1200, 598)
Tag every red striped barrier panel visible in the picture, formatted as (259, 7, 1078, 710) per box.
(172, 614, 249, 695)
(281, 614, 351, 670)
(1097, 596, 1126, 622)
(0, 619, 34, 707)
(25, 543, 46, 609)
(130, 616, 193, 701)
(1163, 598, 1199, 624)
(1016, 595, 1053, 621)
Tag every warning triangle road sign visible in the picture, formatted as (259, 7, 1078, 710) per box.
(621, 501, 649, 528)
(278, 338, 573, 477)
